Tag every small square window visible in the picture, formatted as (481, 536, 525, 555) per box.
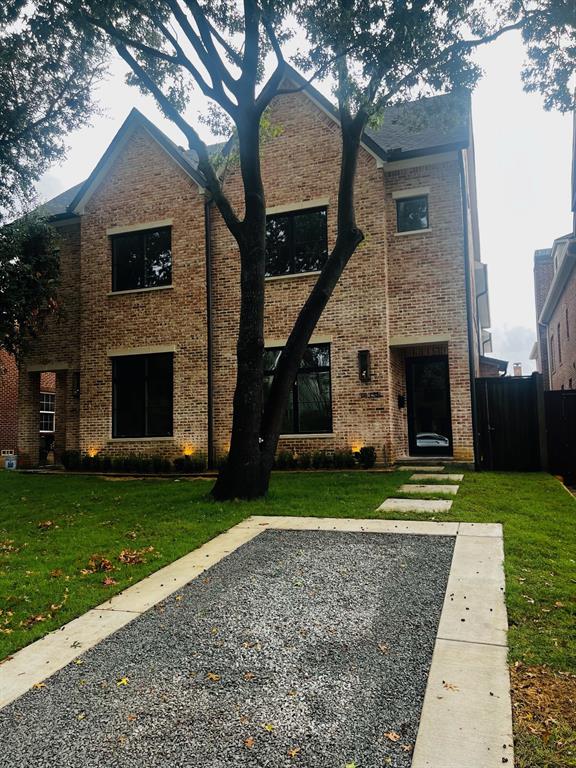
(265, 207, 328, 277)
(396, 195, 429, 233)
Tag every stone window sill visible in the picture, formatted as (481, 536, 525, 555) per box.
(265, 271, 321, 283)
(394, 228, 432, 237)
(107, 285, 174, 297)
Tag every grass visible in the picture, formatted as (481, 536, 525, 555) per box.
(0, 468, 574, 764)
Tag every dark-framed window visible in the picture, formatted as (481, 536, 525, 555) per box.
(265, 207, 328, 277)
(39, 392, 55, 433)
(557, 323, 562, 364)
(111, 226, 172, 292)
(263, 344, 332, 434)
(396, 195, 429, 233)
(112, 353, 173, 438)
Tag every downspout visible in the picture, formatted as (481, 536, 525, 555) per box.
(458, 150, 480, 469)
(204, 197, 215, 469)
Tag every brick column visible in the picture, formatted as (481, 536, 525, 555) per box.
(54, 371, 68, 463)
(17, 370, 40, 468)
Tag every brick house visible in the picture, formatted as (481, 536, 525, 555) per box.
(17, 71, 491, 467)
(1, 350, 55, 460)
(532, 113, 576, 391)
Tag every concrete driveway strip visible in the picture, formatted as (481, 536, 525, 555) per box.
(0, 528, 454, 768)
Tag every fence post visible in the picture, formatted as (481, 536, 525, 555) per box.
(534, 372, 548, 471)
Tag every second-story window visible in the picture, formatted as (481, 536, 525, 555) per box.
(111, 226, 172, 292)
(396, 195, 429, 233)
(265, 207, 328, 277)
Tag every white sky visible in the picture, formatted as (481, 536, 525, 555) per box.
(37, 31, 574, 375)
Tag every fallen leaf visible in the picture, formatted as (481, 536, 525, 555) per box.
(261, 723, 275, 732)
(32, 682, 46, 690)
(443, 681, 459, 692)
(77, 712, 86, 721)
(127, 713, 137, 722)
(117, 677, 129, 686)
(119, 546, 154, 565)
(207, 672, 221, 682)
(384, 731, 401, 741)
(102, 576, 117, 586)
(401, 744, 413, 752)
(50, 569, 63, 578)
(377, 642, 389, 654)
(243, 671, 255, 681)
(37, 520, 53, 530)
(287, 747, 301, 758)
(244, 736, 255, 749)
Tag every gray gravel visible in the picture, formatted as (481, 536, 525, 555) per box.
(0, 529, 454, 768)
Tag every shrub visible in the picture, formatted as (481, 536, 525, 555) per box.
(61, 450, 81, 470)
(355, 446, 377, 469)
(333, 450, 356, 469)
(275, 450, 297, 469)
(173, 454, 208, 473)
(298, 452, 312, 469)
(152, 455, 172, 473)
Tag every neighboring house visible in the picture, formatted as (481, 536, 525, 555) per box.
(478, 356, 508, 377)
(1, 349, 56, 460)
(533, 113, 576, 391)
(17, 68, 492, 467)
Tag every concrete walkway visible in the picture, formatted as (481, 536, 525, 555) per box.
(0, 516, 512, 768)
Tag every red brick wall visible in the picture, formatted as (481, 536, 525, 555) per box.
(0, 350, 18, 453)
(534, 249, 554, 387)
(548, 262, 576, 390)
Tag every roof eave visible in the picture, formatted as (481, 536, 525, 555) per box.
(539, 239, 576, 324)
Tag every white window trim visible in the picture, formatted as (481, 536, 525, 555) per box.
(266, 198, 329, 215)
(106, 219, 173, 236)
(107, 285, 174, 297)
(265, 270, 321, 283)
(392, 187, 430, 200)
(394, 228, 432, 237)
(39, 391, 55, 434)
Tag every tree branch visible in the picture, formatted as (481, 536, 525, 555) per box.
(114, 43, 241, 237)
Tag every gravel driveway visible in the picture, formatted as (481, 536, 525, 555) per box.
(0, 529, 454, 768)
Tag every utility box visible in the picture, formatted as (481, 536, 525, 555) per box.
(4, 454, 17, 470)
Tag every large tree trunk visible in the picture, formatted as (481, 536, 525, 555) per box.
(258, 114, 366, 493)
(211, 116, 267, 501)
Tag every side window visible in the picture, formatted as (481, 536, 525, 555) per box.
(39, 392, 55, 433)
(111, 227, 172, 292)
(396, 195, 429, 233)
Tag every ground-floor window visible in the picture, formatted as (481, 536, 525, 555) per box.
(263, 344, 332, 434)
(112, 353, 173, 438)
(39, 392, 55, 433)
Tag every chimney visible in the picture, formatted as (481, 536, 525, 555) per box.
(513, 363, 523, 377)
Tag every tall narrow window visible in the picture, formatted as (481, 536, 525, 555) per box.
(396, 195, 429, 232)
(112, 353, 173, 438)
(566, 306, 570, 339)
(263, 344, 332, 434)
(39, 392, 55, 433)
(111, 227, 172, 292)
(557, 323, 562, 364)
(550, 334, 555, 370)
(265, 207, 328, 277)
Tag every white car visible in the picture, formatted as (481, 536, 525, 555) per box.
(416, 432, 450, 448)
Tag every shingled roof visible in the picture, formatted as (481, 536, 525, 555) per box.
(41, 68, 470, 219)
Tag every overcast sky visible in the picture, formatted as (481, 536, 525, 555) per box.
(37, 31, 574, 375)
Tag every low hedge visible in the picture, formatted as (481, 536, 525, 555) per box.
(59, 447, 379, 474)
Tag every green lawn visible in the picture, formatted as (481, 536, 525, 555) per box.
(1, 468, 573, 668)
(1, 469, 575, 765)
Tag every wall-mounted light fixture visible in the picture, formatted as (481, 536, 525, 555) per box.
(358, 350, 371, 382)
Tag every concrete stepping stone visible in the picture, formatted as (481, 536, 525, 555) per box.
(377, 498, 453, 513)
(410, 473, 463, 482)
(399, 484, 459, 495)
(398, 465, 445, 472)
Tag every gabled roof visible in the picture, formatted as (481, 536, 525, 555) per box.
(68, 108, 207, 214)
(42, 67, 471, 219)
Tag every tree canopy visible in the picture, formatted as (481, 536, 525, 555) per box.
(0, 2, 105, 221)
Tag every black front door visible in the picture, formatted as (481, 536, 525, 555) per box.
(406, 355, 453, 456)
